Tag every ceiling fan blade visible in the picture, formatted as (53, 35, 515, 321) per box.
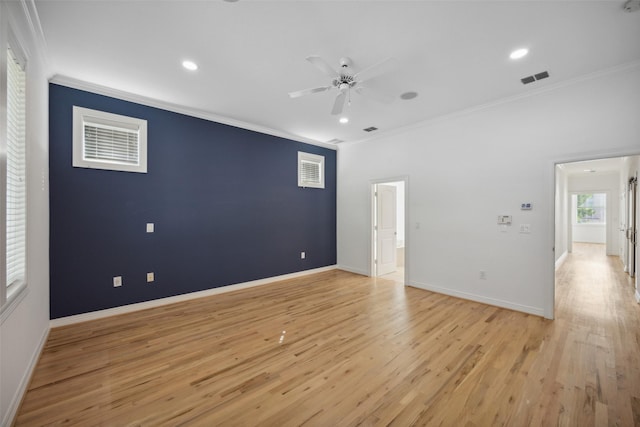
(354, 57, 397, 82)
(331, 91, 347, 115)
(355, 86, 395, 104)
(306, 55, 338, 77)
(288, 86, 332, 98)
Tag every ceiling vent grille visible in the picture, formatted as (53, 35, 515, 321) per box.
(521, 71, 550, 85)
(363, 126, 378, 132)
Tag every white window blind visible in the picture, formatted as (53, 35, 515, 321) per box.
(83, 123, 139, 165)
(6, 46, 27, 289)
(73, 106, 148, 173)
(300, 160, 321, 184)
(298, 152, 325, 189)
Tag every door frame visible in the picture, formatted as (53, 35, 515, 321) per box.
(550, 150, 640, 320)
(370, 176, 409, 284)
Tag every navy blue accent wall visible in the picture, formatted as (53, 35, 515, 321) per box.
(49, 84, 336, 319)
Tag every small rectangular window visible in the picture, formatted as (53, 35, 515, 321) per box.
(575, 193, 606, 224)
(298, 152, 324, 189)
(6, 45, 27, 292)
(73, 106, 147, 173)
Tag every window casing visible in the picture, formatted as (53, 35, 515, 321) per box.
(298, 152, 325, 189)
(73, 106, 147, 173)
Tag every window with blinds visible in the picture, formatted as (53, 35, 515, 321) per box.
(6, 46, 27, 290)
(298, 152, 325, 189)
(73, 106, 148, 173)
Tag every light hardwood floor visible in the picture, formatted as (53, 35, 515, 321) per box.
(14, 243, 640, 426)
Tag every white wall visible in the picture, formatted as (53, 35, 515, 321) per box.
(568, 173, 619, 252)
(337, 63, 640, 319)
(0, 2, 50, 424)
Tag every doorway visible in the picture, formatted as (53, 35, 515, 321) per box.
(371, 178, 407, 283)
(554, 155, 640, 318)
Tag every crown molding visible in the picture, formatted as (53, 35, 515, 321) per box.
(49, 75, 338, 151)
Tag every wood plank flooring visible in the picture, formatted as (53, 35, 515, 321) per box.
(14, 243, 640, 426)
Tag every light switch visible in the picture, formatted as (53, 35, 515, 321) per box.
(519, 224, 531, 234)
(146, 223, 154, 233)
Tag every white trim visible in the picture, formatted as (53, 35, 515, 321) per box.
(297, 151, 325, 189)
(1, 325, 49, 427)
(369, 176, 410, 286)
(0, 285, 28, 323)
(336, 264, 369, 276)
(50, 265, 337, 327)
(50, 75, 337, 151)
(409, 280, 545, 317)
(636, 289, 640, 304)
(555, 251, 568, 271)
(344, 60, 640, 147)
(72, 106, 148, 173)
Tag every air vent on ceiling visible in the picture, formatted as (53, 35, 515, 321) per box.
(363, 126, 378, 132)
(521, 70, 550, 85)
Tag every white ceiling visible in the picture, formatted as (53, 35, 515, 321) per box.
(34, 1, 640, 146)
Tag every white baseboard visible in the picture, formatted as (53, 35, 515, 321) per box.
(2, 326, 50, 427)
(555, 251, 568, 271)
(336, 264, 369, 276)
(50, 265, 337, 328)
(408, 280, 545, 317)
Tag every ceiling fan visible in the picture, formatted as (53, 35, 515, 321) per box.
(288, 56, 396, 116)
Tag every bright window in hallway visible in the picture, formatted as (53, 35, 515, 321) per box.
(575, 193, 606, 224)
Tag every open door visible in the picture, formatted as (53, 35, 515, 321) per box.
(375, 184, 397, 276)
(628, 177, 638, 278)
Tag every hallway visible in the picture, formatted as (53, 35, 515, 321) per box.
(548, 242, 640, 425)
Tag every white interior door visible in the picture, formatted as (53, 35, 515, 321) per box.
(629, 178, 637, 278)
(376, 184, 397, 276)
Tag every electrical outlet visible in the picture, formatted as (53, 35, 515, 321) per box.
(301, 252, 306, 259)
(479, 271, 487, 280)
(147, 272, 154, 282)
(113, 276, 122, 287)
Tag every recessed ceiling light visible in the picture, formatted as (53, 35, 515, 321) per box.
(400, 91, 418, 100)
(339, 117, 349, 124)
(509, 48, 529, 60)
(182, 60, 198, 71)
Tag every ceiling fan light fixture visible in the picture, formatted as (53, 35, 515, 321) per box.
(509, 48, 529, 60)
(182, 60, 198, 71)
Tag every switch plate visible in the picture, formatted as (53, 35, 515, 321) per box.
(519, 224, 531, 233)
(301, 252, 306, 259)
(521, 203, 533, 210)
(497, 215, 512, 225)
(113, 276, 122, 287)
(147, 272, 154, 282)
(146, 223, 154, 233)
